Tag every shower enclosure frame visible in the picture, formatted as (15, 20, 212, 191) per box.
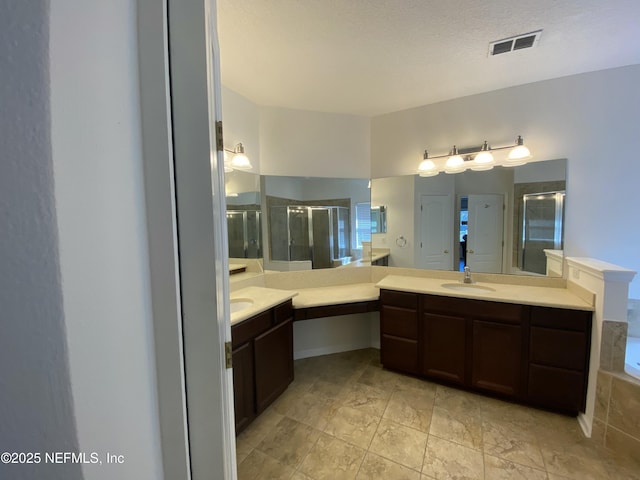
(270, 204, 350, 269)
(521, 190, 565, 274)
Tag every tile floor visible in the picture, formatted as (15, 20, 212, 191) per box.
(236, 349, 640, 479)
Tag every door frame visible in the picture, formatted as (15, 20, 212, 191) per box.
(138, 0, 236, 479)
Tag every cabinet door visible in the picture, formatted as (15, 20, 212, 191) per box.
(381, 334, 419, 374)
(232, 342, 255, 434)
(422, 312, 467, 385)
(472, 320, 522, 397)
(254, 319, 293, 413)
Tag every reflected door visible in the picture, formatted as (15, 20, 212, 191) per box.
(419, 195, 453, 270)
(467, 194, 504, 273)
(310, 208, 333, 269)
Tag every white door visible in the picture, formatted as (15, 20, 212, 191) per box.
(419, 195, 453, 270)
(467, 194, 504, 273)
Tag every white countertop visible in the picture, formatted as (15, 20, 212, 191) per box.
(293, 283, 379, 308)
(230, 286, 298, 325)
(375, 275, 594, 311)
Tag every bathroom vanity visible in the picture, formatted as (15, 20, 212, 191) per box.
(231, 298, 294, 433)
(378, 278, 592, 415)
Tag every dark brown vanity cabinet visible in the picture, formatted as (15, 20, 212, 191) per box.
(527, 306, 591, 413)
(231, 300, 294, 434)
(380, 289, 592, 414)
(380, 290, 420, 375)
(421, 295, 526, 397)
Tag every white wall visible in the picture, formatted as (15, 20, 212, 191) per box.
(372, 65, 640, 297)
(50, 1, 163, 479)
(260, 106, 371, 178)
(222, 86, 261, 172)
(0, 2, 81, 479)
(370, 176, 415, 267)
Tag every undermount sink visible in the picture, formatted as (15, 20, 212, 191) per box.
(230, 298, 254, 314)
(440, 283, 496, 293)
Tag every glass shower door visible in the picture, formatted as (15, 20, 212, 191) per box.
(226, 211, 247, 258)
(522, 191, 565, 274)
(288, 207, 311, 261)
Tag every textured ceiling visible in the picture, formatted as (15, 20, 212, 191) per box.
(217, 0, 640, 116)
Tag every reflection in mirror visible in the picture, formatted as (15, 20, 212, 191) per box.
(370, 159, 566, 276)
(261, 176, 370, 271)
(226, 170, 262, 259)
(371, 206, 387, 234)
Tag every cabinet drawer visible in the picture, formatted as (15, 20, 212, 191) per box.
(232, 310, 272, 348)
(530, 306, 591, 331)
(528, 363, 586, 413)
(381, 334, 419, 374)
(530, 327, 587, 371)
(423, 295, 523, 324)
(381, 305, 418, 339)
(380, 289, 418, 310)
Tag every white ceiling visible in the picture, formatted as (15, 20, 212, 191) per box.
(217, 0, 640, 116)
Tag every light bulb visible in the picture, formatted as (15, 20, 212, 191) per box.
(506, 136, 531, 166)
(418, 159, 438, 177)
(444, 155, 465, 174)
(471, 150, 494, 171)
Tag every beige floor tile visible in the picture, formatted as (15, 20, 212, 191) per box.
(434, 385, 485, 417)
(237, 449, 295, 480)
(422, 435, 484, 480)
(238, 408, 286, 448)
(236, 436, 253, 465)
(383, 385, 435, 433)
(481, 397, 538, 430)
(429, 406, 483, 450)
(340, 382, 392, 417)
(298, 433, 366, 480)
(357, 364, 406, 390)
(482, 419, 544, 470)
(290, 472, 314, 480)
(540, 443, 612, 480)
(356, 452, 422, 480)
(307, 378, 348, 399)
(282, 391, 338, 430)
(324, 405, 381, 449)
(369, 418, 428, 471)
(236, 349, 640, 480)
(257, 417, 321, 468)
(484, 454, 546, 480)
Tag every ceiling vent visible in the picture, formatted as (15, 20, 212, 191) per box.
(489, 30, 542, 56)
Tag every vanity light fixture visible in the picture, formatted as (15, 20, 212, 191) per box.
(224, 143, 253, 171)
(417, 151, 438, 177)
(417, 136, 533, 176)
(470, 141, 495, 171)
(444, 146, 465, 174)
(505, 135, 532, 166)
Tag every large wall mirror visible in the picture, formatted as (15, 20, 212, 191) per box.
(225, 170, 262, 259)
(225, 160, 566, 276)
(370, 159, 566, 276)
(226, 175, 371, 271)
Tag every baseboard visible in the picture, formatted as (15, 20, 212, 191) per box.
(294, 342, 373, 360)
(578, 412, 592, 438)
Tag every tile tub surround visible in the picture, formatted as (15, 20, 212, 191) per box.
(594, 370, 640, 460)
(600, 320, 629, 372)
(236, 349, 640, 480)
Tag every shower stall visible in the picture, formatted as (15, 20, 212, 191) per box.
(520, 191, 565, 275)
(227, 209, 262, 258)
(269, 205, 350, 269)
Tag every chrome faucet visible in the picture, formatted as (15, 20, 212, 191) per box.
(463, 266, 473, 284)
